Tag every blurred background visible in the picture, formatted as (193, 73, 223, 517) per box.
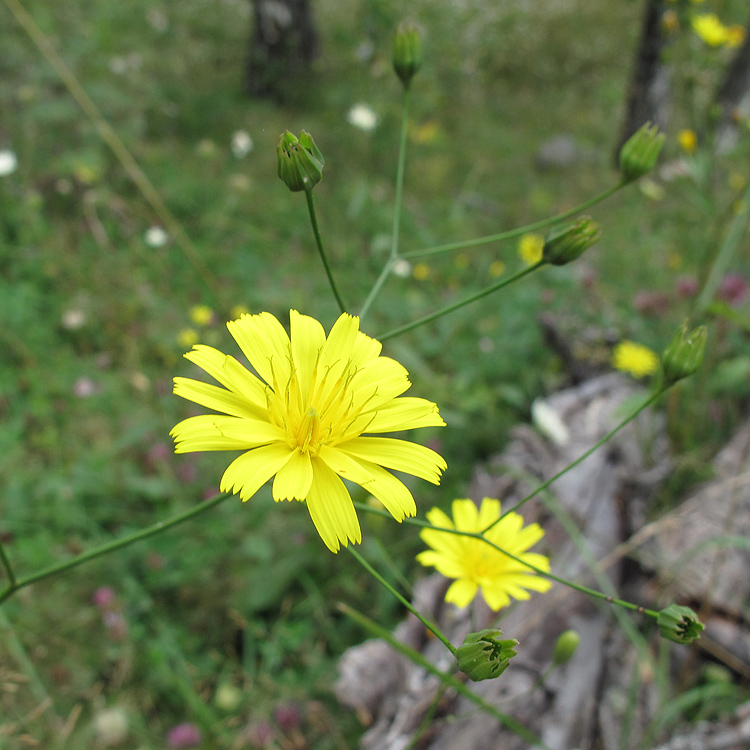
(1, 0, 749, 746)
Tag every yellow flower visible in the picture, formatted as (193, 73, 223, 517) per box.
(417, 498, 552, 610)
(691, 13, 729, 46)
(413, 263, 429, 280)
(678, 129, 697, 154)
(725, 25, 746, 48)
(178, 328, 199, 348)
(189, 305, 214, 326)
(517, 233, 545, 266)
(489, 260, 505, 278)
(662, 10, 679, 34)
(612, 340, 660, 378)
(171, 310, 447, 552)
(232, 304, 250, 319)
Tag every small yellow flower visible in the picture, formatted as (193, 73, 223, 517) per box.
(612, 340, 660, 378)
(678, 129, 697, 155)
(455, 253, 470, 270)
(667, 253, 683, 270)
(411, 120, 441, 144)
(489, 260, 506, 278)
(189, 305, 214, 326)
(413, 263, 430, 280)
(417, 498, 552, 611)
(691, 14, 729, 46)
(662, 10, 679, 34)
(517, 233, 545, 266)
(726, 25, 746, 48)
(178, 328, 199, 348)
(171, 311, 447, 552)
(232, 304, 250, 319)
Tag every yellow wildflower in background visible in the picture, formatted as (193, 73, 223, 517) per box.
(417, 498, 552, 610)
(178, 328, 199, 348)
(726, 25, 746, 48)
(232, 304, 250, 319)
(678, 129, 697, 154)
(171, 310, 447, 552)
(517, 233, 545, 266)
(691, 13, 729, 46)
(489, 260, 506, 278)
(612, 340, 659, 378)
(189, 305, 214, 326)
(413, 263, 430, 280)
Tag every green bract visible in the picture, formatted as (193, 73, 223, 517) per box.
(542, 216, 601, 266)
(455, 628, 518, 681)
(552, 629, 581, 666)
(277, 130, 325, 193)
(661, 320, 708, 386)
(657, 604, 704, 645)
(619, 122, 665, 183)
(393, 22, 423, 88)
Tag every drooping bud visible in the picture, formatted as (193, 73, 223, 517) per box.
(392, 22, 423, 88)
(542, 216, 601, 266)
(277, 130, 325, 192)
(552, 629, 581, 666)
(657, 604, 704, 645)
(619, 122, 666, 183)
(661, 320, 708, 386)
(455, 628, 518, 682)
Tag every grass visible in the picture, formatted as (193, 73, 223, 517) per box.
(1, 0, 750, 746)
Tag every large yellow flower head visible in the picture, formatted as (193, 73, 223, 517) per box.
(171, 310, 447, 552)
(417, 498, 552, 610)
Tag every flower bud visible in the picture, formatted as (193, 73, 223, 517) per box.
(552, 629, 580, 666)
(393, 22, 423, 88)
(277, 130, 325, 192)
(661, 320, 708, 386)
(657, 604, 704, 645)
(542, 216, 601, 266)
(455, 628, 518, 682)
(619, 122, 665, 183)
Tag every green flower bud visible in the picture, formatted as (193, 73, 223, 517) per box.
(542, 216, 601, 266)
(661, 320, 708, 386)
(393, 22, 423, 88)
(619, 122, 665, 183)
(552, 629, 581, 666)
(277, 130, 325, 192)
(455, 628, 518, 682)
(657, 604, 704, 645)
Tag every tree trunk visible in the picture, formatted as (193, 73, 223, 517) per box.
(245, 0, 319, 100)
(615, 0, 671, 161)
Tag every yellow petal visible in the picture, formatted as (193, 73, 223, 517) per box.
(173, 377, 266, 420)
(445, 578, 478, 608)
(183, 345, 267, 408)
(171, 415, 283, 452)
(365, 397, 445, 432)
(340, 437, 446, 484)
(451, 499, 481, 532)
(416, 550, 468, 579)
(477, 498, 502, 529)
(220, 442, 293, 500)
(351, 329, 382, 365)
(306, 458, 361, 552)
(318, 445, 417, 520)
(227, 312, 291, 387)
(480, 584, 512, 611)
(315, 313, 359, 404)
(272, 448, 314, 501)
(349, 357, 411, 411)
(290, 310, 326, 401)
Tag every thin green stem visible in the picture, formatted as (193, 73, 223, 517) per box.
(403, 183, 623, 259)
(359, 86, 412, 321)
(0, 539, 17, 588)
(352, 503, 659, 619)
(339, 603, 549, 749)
(348, 547, 456, 655)
(485, 388, 665, 528)
(0, 493, 231, 606)
(305, 190, 347, 314)
(378, 261, 543, 341)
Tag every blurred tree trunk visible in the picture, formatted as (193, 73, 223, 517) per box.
(715, 17, 750, 152)
(245, 0, 319, 100)
(615, 0, 671, 158)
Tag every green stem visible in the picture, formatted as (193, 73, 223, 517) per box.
(0, 493, 231, 606)
(378, 261, 544, 341)
(486, 388, 665, 527)
(359, 85, 412, 321)
(305, 190, 347, 314)
(0, 539, 17, 588)
(348, 547, 456, 655)
(339, 603, 549, 749)
(403, 183, 623, 259)
(352, 503, 659, 619)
